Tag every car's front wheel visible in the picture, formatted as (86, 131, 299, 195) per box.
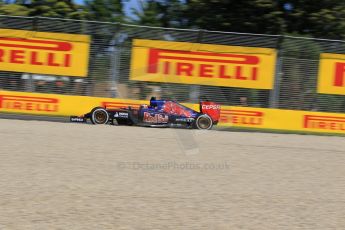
(90, 107, 109, 125)
(195, 114, 213, 130)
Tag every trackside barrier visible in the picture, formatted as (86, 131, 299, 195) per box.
(1, 90, 345, 134)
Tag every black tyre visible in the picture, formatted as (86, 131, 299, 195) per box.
(195, 114, 213, 130)
(90, 107, 109, 125)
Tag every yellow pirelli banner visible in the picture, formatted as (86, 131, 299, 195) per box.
(318, 53, 345, 95)
(130, 39, 277, 89)
(0, 90, 146, 116)
(0, 29, 90, 77)
(1, 90, 345, 134)
(218, 107, 345, 134)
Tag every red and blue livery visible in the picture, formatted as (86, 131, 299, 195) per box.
(70, 97, 221, 130)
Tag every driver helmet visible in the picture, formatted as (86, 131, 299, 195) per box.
(150, 97, 157, 108)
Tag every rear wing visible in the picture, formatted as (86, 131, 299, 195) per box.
(200, 101, 221, 122)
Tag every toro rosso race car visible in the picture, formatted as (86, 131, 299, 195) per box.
(70, 97, 221, 130)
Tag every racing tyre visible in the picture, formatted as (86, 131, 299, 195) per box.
(195, 114, 213, 130)
(90, 107, 109, 125)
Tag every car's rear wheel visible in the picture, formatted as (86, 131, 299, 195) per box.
(90, 107, 109, 124)
(195, 114, 213, 130)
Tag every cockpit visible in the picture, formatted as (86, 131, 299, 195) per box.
(150, 97, 157, 108)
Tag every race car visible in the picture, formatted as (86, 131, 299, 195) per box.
(70, 97, 221, 130)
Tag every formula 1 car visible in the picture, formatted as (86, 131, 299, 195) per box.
(70, 97, 221, 130)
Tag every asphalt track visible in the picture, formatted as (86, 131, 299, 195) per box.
(0, 113, 345, 229)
